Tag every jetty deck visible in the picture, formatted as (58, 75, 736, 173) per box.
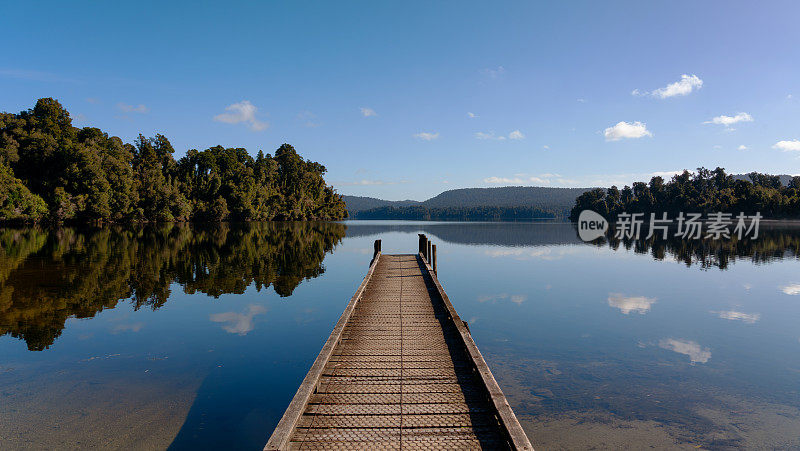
(266, 238, 532, 450)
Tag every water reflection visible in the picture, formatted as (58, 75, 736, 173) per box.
(0, 222, 345, 351)
(780, 283, 800, 295)
(607, 293, 656, 315)
(658, 338, 712, 364)
(210, 304, 268, 335)
(591, 224, 800, 269)
(346, 221, 800, 270)
(711, 310, 760, 323)
(3, 220, 800, 449)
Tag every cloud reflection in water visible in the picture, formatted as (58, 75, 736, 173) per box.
(210, 304, 267, 335)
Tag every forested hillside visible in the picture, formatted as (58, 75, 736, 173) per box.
(0, 98, 346, 223)
(352, 205, 557, 221)
(346, 186, 592, 219)
(341, 195, 421, 213)
(570, 167, 800, 220)
(422, 186, 591, 209)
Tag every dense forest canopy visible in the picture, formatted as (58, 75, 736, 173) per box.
(0, 98, 347, 223)
(570, 167, 800, 221)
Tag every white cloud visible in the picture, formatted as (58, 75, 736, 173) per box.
(711, 310, 760, 324)
(213, 100, 268, 131)
(607, 293, 656, 315)
(482, 66, 506, 78)
(659, 338, 711, 364)
(650, 170, 682, 178)
(483, 173, 579, 187)
(773, 140, 800, 152)
(117, 102, 149, 114)
(476, 131, 505, 140)
(577, 98, 586, 103)
(467, 112, 477, 118)
(484, 176, 523, 184)
(484, 170, 681, 188)
(781, 283, 800, 295)
(738, 145, 748, 151)
(360, 107, 377, 117)
(649, 74, 704, 98)
(704, 112, 753, 127)
(475, 130, 524, 141)
(209, 304, 267, 335)
(542, 145, 550, 150)
(414, 132, 439, 141)
(604, 121, 652, 141)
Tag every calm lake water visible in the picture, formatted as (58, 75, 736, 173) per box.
(2, 221, 800, 449)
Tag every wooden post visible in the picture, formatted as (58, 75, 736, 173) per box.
(418, 234, 426, 255)
(432, 244, 437, 274)
(373, 239, 381, 258)
(427, 241, 432, 264)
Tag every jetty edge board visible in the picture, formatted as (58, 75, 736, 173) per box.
(265, 247, 533, 450)
(418, 252, 532, 450)
(263, 250, 381, 450)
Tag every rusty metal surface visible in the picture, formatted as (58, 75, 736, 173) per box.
(286, 254, 513, 450)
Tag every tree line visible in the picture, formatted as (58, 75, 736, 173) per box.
(0, 98, 347, 223)
(570, 167, 800, 221)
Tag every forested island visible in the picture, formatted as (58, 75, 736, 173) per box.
(570, 168, 800, 220)
(0, 98, 347, 223)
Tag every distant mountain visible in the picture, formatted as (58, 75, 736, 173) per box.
(342, 195, 421, 213)
(343, 186, 593, 219)
(420, 186, 591, 209)
(732, 173, 795, 186)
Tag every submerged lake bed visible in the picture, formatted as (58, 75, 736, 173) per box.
(1, 221, 800, 449)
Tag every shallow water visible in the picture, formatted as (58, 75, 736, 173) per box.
(1, 221, 799, 449)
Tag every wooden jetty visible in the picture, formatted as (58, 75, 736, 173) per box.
(266, 236, 532, 450)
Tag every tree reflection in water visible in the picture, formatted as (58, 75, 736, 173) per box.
(586, 225, 800, 270)
(0, 222, 346, 351)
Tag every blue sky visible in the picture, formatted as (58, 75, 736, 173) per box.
(2, 1, 799, 200)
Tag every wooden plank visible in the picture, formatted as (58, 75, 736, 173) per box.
(264, 252, 383, 450)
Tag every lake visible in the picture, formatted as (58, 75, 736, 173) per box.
(1, 221, 800, 449)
